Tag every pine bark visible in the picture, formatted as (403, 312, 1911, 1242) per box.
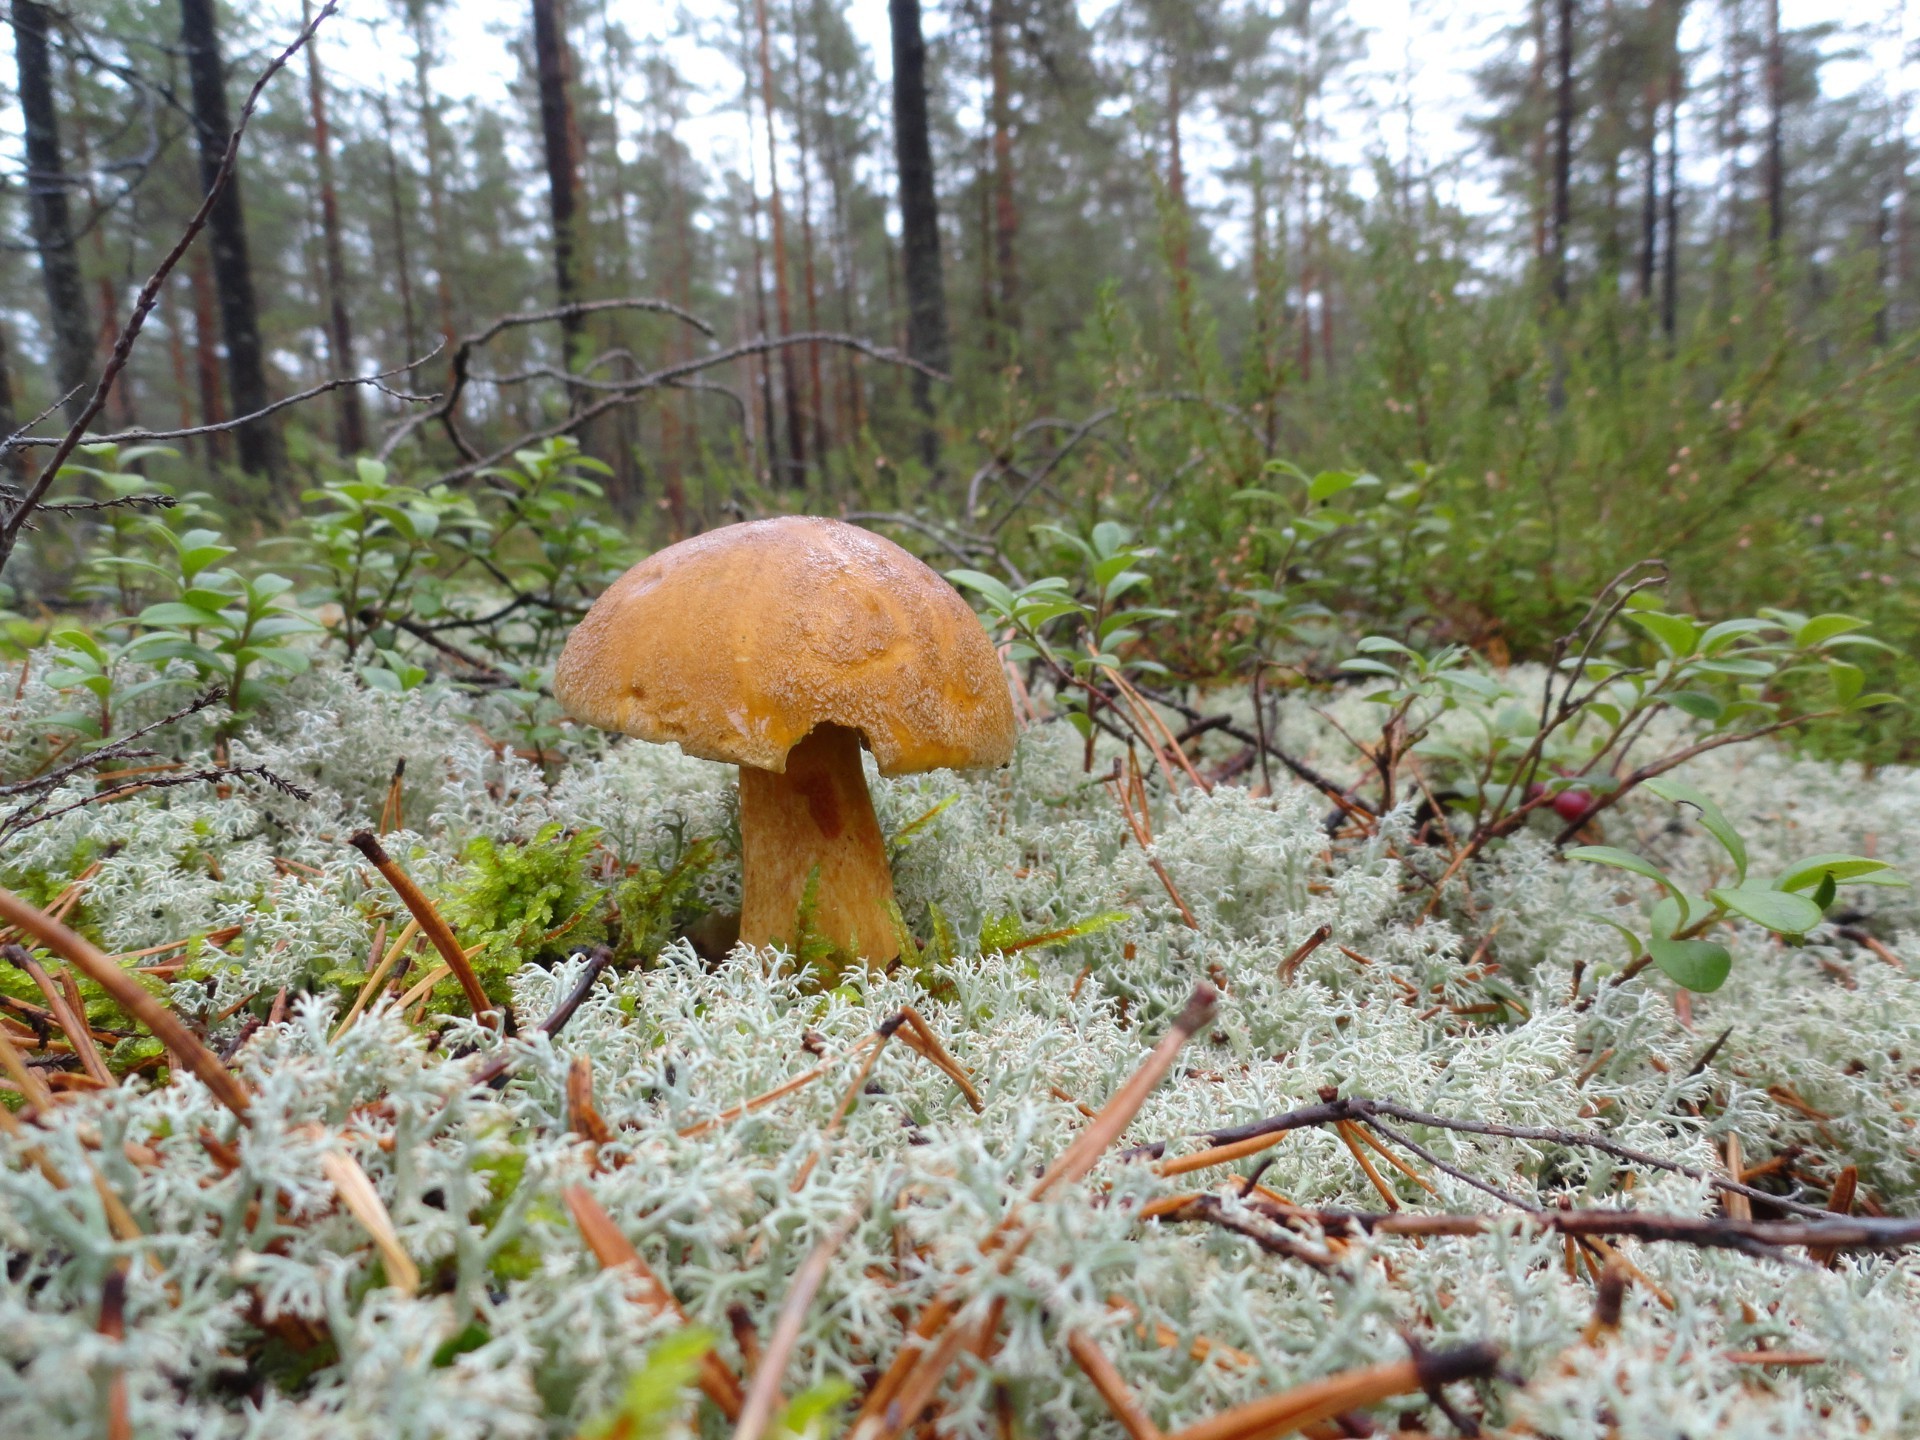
(1661, 2, 1683, 343)
(753, 0, 806, 482)
(1763, 0, 1783, 256)
(889, 0, 949, 457)
(1550, 0, 1576, 305)
(12, 0, 94, 423)
(179, 0, 283, 482)
(989, 0, 1020, 332)
(531, 0, 587, 363)
(303, 1, 364, 453)
(375, 91, 423, 391)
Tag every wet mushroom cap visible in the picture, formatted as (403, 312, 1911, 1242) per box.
(553, 516, 1017, 774)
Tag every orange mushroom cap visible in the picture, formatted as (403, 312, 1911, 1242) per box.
(554, 516, 1017, 775)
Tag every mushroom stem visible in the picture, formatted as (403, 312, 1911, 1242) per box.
(738, 724, 901, 963)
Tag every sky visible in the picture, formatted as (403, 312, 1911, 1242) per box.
(304, 0, 1913, 248)
(0, 0, 1913, 259)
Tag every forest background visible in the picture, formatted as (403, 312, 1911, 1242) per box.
(1, 0, 1916, 757)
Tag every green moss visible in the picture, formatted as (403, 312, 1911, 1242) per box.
(443, 823, 607, 1000)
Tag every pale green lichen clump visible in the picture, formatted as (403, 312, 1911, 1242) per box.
(1, 662, 1917, 1438)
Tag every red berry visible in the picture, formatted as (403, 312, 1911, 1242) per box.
(1552, 789, 1593, 823)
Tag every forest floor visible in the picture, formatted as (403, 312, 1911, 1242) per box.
(1, 662, 1917, 1438)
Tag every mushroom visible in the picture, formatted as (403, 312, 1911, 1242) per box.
(554, 516, 1017, 963)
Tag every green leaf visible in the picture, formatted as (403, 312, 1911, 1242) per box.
(1775, 854, 1904, 892)
(1708, 886, 1823, 935)
(138, 601, 227, 628)
(1647, 933, 1733, 992)
(1625, 611, 1700, 657)
(1568, 845, 1691, 926)
(1587, 914, 1646, 961)
(1811, 872, 1837, 912)
(1794, 613, 1869, 649)
(1665, 691, 1724, 722)
(1308, 469, 1358, 503)
(1644, 777, 1746, 883)
(1828, 661, 1865, 707)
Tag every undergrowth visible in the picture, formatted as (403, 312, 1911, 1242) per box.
(0, 645, 1916, 1437)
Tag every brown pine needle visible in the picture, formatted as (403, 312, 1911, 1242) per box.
(332, 918, 422, 1038)
(1335, 1121, 1400, 1211)
(0, 1020, 54, 1112)
(1346, 1122, 1437, 1196)
(101, 1268, 130, 1440)
(1808, 1166, 1858, 1267)
(895, 1006, 984, 1111)
(793, 1030, 893, 1192)
(731, 1214, 860, 1440)
(1277, 926, 1332, 982)
(568, 1055, 613, 1148)
(1722, 1134, 1752, 1222)
(852, 987, 1218, 1440)
(5, 947, 114, 1087)
(1162, 1345, 1499, 1440)
(0, 885, 250, 1116)
(348, 831, 493, 1023)
(563, 1185, 745, 1420)
(321, 1149, 419, 1296)
(677, 1034, 880, 1140)
(1156, 1129, 1290, 1178)
(1068, 1330, 1165, 1440)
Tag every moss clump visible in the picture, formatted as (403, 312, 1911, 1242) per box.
(444, 823, 606, 998)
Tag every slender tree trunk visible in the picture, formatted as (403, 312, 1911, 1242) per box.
(813, 0, 864, 440)
(753, 0, 806, 482)
(989, 0, 1020, 334)
(58, 44, 134, 427)
(12, 0, 94, 423)
(303, 0, 364, 453)
(1763, 0, 1783, 258)
(739, 8, 782, 485)
(375, 92, 423, 391)
(1529, 0, 1550, 266)
(189, 242, 228, 462)
(531, 0, 587, 367)
(1550, 0, 1576, 306)
(1639, 81, 1660, 302)
(789, 0, 829, 465)
(889, 0, 949, 462)
(0, 322, 26, 494)
(1661, 4, 1683, 344)
(1166, 65, 1190, 290)
(407, 11, 459, 359)
(179, 0, 283, 484)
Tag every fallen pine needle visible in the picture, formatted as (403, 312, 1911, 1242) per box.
(1068, 1329, 1165, 1440)
(563, 1185, 745, 1419)
(349, 832, 493, 1023)
(321, 1149, 419, 1296)
(731, 1213, 861, 1440)
(0, 885, 250, 1116)
(1162, 1344, 1499, 1440)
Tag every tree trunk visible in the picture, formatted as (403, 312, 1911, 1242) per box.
(375, 91, 423, 391)
(739, 3, 782, 485)
(12, 0, 94, 423)
(752, 0, 806, 483)
(179, 0, 283, 484)
(1638, 79, 1659, 303)
(1763, 0, 1783, 257)
(1166, 65, 1190, 291)
(1550, 0, 1576, 306)
(407, 10, 460, 361)
(1661, 2, 1683, 344)
(189, 243, 228, 462)
(531, 0, 587, 366)
(789, 0, 829, 465)
(989, 0, 1020, 334)
(303, 1, 364, 454)
(888, 0, 949, 462)
(0, 322, 27, 494)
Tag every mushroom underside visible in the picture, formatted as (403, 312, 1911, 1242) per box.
(737, 723, 900, 963)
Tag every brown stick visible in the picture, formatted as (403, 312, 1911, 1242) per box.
(1068, 1330, 1165, 1440)
(348, 832, 493, 1023)
(1163, 1345, 1498, 1440)
(0, 1020, 55, 1112)
(0, 886, 249, 1116)
(563, 1185, 745, 1419)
